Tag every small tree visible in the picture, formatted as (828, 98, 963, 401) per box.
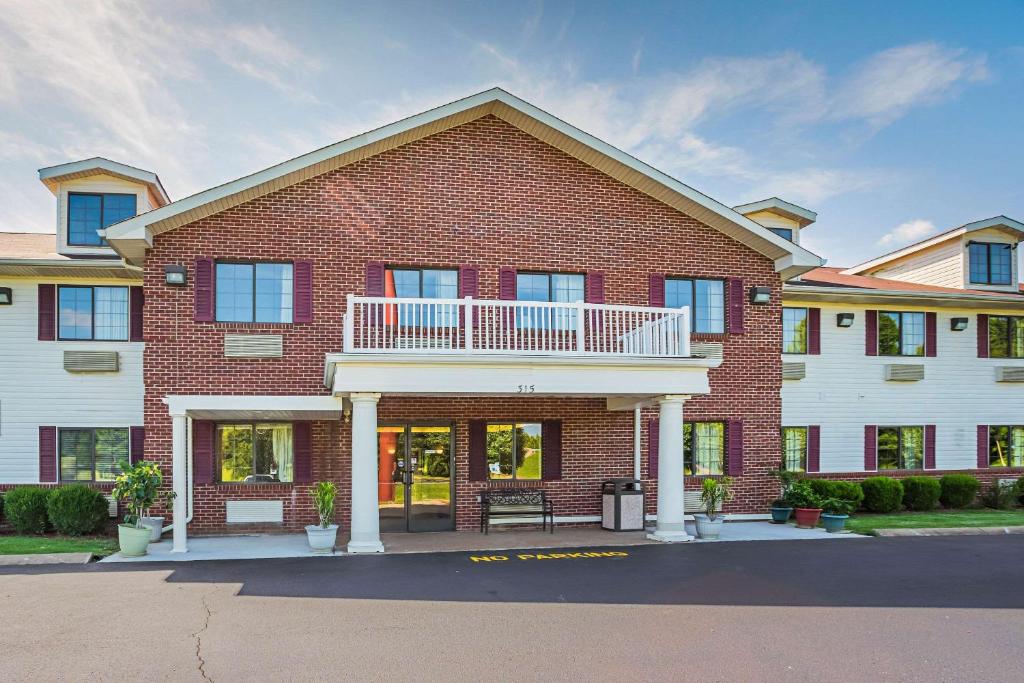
(111, 460, 163, 528)
(769, 463, 800, 506)
(311, 481, 337, 528)
(700, 477, 733, 521)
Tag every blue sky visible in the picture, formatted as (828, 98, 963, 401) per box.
(1, 0, 1021, 266)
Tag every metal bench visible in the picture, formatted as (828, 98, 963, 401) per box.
(480, 489, 554, 534)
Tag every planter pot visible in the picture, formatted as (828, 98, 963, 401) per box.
(770, 507, 793, 524)
(821, 513, 849, 533)
(305, 524, 340, 554)
(118, 524, 151, 557)
(794, 507, 823, 529)
(694, 513, 725, 540)
(139, 517, 164, 543)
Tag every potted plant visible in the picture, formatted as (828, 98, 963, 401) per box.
(785, 480, 823, 529)
(111, 460, 164, 557)
(306, 481, 339, 554)
(694, 477, 733, 540)
(820, 497, 855, 533)
(139, 490, 177, 543)
(768, 464, 799, 523)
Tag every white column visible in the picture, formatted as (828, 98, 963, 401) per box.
(347, 393, 385, 553)
(647, 395, 693, 543)
(171, 413, 188, 553)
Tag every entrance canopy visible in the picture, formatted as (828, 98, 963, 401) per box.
(164, 395, 345, 420)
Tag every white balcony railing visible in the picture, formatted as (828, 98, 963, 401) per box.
(343, 295, 690, 358)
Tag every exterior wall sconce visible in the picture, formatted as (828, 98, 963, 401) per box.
(749, 286, 771, 304)
(164, 264, 187, 286)
(836, 313, 855, 327)
(950, 317, 969, 331)
(0, 287, 11, 305)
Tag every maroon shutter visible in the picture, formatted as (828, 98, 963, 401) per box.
(864, 425, 877, 471)
(192, 420, 215, 484)
(39, 426, 57, 483)
(585, 272, 605, 304)
(498, 267, 517, 300)
(727, 278, 744, 334)
(865, 310, 878, 356)
(468, 420, 487, 481)
(129, 286, 144, 341)
(365, 262, 385, 296)
(38, 284, 56, 341)
(807, 425, 820, 473)
(977, 314, 989, 358)
(293, 421, 312, 483)
(726, 420, 743, 475)
(293, 260, 313, 323)
(130, 426, 145, 464)
(924, 425, 936, 469)
(647, 419, 659, 477)
(541, 420, 562, 481)
(977, 425, 989, 468)
(808, 307, 821, 355)
(458, 265, 480, 298)
(925, 312, 937, 357)
(649, 274, 665, 308)
(194, 258, 214, 322)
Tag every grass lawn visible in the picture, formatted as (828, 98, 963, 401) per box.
(847, 509, 1024, 535)
(0, 535, 118, 557)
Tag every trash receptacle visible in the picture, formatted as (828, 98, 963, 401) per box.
(602, 478, 645, 531)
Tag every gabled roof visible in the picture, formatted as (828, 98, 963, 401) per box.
(104, 88, 824, 278)
(845, 216, 1024, 275)
(732, 197, 817, 227)
(38, 157, 170, 206)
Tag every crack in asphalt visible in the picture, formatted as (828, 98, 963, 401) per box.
(191, 592, 214, 682)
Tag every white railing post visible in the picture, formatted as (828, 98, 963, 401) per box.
(575, 301, 586, 353)
(463, 296, 474, 353)
(344, 294, 355, 352)
(677, 307, 690, 357)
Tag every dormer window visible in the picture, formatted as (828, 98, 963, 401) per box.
(767, 227, 794, 242)
(968, 242, 1012, 286)
(68, 192, 137, 246)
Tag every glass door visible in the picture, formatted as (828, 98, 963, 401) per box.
(377, 424, 453, 532)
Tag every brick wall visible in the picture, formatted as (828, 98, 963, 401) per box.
(142, 114, 784, 533)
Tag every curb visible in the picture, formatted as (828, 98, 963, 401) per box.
(874, 526, 1024, 537)
(0, 552, 94, 566)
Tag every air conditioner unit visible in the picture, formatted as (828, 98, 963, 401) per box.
(104, 495, 118, 518)
(885, 364, 925, 381)
(224, 334, 283, 358)
(782, 362, 806, 380)
(64, 350, 119, 373)
(996, 367, 1024, 382)
(691, 342, 724, 361)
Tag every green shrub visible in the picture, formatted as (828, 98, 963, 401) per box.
(860, 477, 904, 513)
(939, 474, 980, 508)
(784, 480, 823, 509)
(901, 476, 941, 511)
(1015, 478, 1024, 506)
(808, 480, 865, 509)
(46, 485, 109, 536)
(981, 480, 1018, 510)
(4, 487, 51, 534)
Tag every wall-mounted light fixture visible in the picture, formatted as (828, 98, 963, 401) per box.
(749, 286, 771, 305)
(950, 317, 969, 332)
(0, 287, 11, 305)
(164, 264, 187, 286)
(836, 312, 855, 327)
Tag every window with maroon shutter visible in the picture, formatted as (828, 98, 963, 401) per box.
(541, 420, 562, 481)
(130, 426, 145, 464)
(924, 425, 936, 469)
(807, 426, 821, 473)
(293, 421, 313, 483)
(864, 425, 877, 471)
(192, 420, 215, 484)
(365, 262, 385, 297)
(585, 272, 605, 304)
(808, 307, 821, 355)
(293, 261, 313, 323)
(865, 310, 878, 356)
(498, 268, 517, 300)
(649, 274, 665, 308)
(129, 286, 144, 341)
(977, 314, 989, 358)
(726, 420, 743, 475)
(468, 420, 487, 481)
(459, 265, 480, 328)
(925, 312, 937, 357)
(37, 284, 56, 341)
(647, 419, 659, 477)
(194, 258, 214, 322)
(39, 426, 57, 483)
(977, 425, 989, 468)
(727, 278, 744, 334)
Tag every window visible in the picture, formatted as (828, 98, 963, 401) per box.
(782, 427, 808, 472)
(684, 422, 725, 475)
(59, 428, 128, 482)
(57, 285, 129, 340)
(516, 272, 584, 329)
(666, 278, 725, 334)
(877, 426, 924, 470)
(878, 311, 925, 356)
(67, 192, 137, 246)
(782, 307, 808, 354)
(387, 267, 459, 327)
(969, 243, 1013, 285)
(989, 426, 1024, 468)
(988, 316, 1024, 358)
(215, 262, 293, 323)
(486, 423, 542, 480)
(218, 423, 293, 483)
(767, 227, 794, 242)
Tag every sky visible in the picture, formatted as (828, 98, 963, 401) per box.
(0, 0, 1022, 267)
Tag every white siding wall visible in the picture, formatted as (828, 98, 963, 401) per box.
(782, 301, 1024, 472)
(0, 277, 143, 483)
(869, 239, 963, 288)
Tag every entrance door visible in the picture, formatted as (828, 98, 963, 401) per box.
(377, 425, 453, 532)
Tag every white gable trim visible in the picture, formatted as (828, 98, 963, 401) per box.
(38, 157, 169, 205)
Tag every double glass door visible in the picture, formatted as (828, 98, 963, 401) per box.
(377, 424, 454, 532)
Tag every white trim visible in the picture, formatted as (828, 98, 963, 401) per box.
(783, 284, 1024, 309)
(38, 157, 169, 205)
(733, 197, 817, 226)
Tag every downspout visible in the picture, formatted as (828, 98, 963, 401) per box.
(162, 416, 194, 533)
(633, 407, 642, 480)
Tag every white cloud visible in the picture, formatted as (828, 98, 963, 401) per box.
(878, 219, 937, 246)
